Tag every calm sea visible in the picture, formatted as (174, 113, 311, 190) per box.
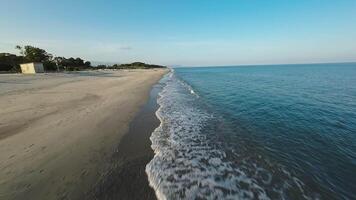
(146, 63, 356, 199)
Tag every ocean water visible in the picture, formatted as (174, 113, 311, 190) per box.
(146, 63, 356, 200)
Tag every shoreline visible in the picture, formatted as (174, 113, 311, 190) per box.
(0, 69, 167, 200)
(90, 77, 165, 199)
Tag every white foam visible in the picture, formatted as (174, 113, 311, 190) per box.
(146, 71, 314, 200)
(146, 72, 271, 199)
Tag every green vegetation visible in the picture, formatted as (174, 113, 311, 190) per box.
(16, 45, 52, 63)
(0, 45, 165, 72)
(0, 45, 91, 72)
(52, 56, 91, 71)
(0, 53, 23, 72)
(95, 62, 166, 70)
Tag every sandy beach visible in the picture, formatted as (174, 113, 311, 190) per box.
(0, 69, 167, 200)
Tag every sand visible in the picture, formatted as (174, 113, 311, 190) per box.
(0, 69, 167, 200)
(90, 80, 164, 200)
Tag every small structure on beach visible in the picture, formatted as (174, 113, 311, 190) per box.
(20, 62, 44, 74)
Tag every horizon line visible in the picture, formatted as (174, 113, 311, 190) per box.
(172, 61, 356, 68)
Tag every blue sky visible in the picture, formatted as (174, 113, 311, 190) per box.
(1, 0, 356, 66)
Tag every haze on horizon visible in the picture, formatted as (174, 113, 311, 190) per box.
(1, 0, 356, 66)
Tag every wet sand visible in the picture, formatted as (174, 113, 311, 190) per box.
(0, 69, 167, 200)
(90, 80, 165, 200)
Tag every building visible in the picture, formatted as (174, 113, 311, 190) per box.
(20, 62, 44, 74)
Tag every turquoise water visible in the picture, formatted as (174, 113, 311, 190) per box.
(146, 63, 356, 199)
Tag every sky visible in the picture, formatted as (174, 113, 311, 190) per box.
(1, 0, 356, 66)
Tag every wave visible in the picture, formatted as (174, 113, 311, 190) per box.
(146, 71, 316, 200)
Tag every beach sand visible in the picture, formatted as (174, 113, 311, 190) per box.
(90, 79, 164, 200)
(0, 69, 167, 200)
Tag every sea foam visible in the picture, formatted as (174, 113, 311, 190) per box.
(146, 72, 270, 199)
(146, 71, 315, 200)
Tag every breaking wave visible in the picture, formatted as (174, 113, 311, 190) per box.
(146, 71, 316, 200)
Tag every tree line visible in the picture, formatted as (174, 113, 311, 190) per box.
(0, 45, 166, 72)
(96, 62, 166, 69)
(0, 45, 91, 72)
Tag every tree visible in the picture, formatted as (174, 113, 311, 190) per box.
(52, 57, 66, 70)
(118, 62, 166, 69)
(16, 45, 52, 63)
(2, 45, 95, 72)
(84, 61, 91, 67)
(53, 57, 65, 66)
(74, 57, 84, 67)
(0, 53, 24, 72)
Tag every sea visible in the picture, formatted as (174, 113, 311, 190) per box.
(145, 63, 356, 200)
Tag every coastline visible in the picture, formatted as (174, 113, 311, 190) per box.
(90, 76, 166, 199)
(0, 69, 167, 200)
